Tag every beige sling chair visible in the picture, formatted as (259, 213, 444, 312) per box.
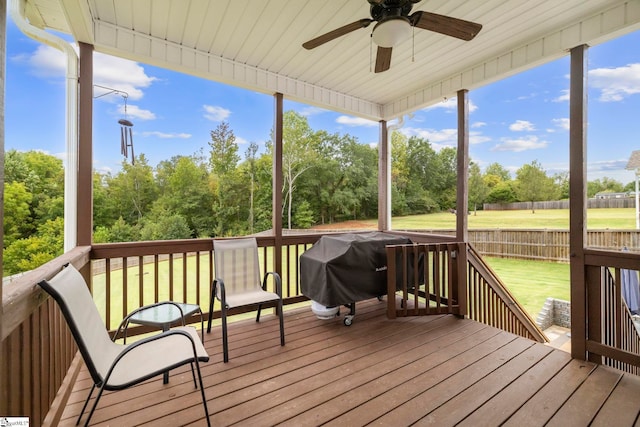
(38, 264, 211, 426)
(206, 237, 285, 362)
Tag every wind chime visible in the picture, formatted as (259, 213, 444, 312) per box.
(94, 84, 136, 164)
(118, 95, 135, 165)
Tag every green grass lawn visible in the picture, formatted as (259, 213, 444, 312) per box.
(390, 208, 636, 230)
(483, 256, 570, 319)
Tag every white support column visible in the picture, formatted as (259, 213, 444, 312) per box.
(11, 0, 79, 252)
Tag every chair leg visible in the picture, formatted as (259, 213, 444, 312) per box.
(278, 299, 285, 347)
(76, 384, 96, 426)
(83, 383, 106, 427)
(256, 303, 263, 322)
(206, 284, 216, 333)
(190, 362, 197, 388)
(222, 305, 229, 363)
(194, 358, 211, 427)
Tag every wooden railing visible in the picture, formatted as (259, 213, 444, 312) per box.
(466, 244, 547, 342)
(89, 235, 322, 331)
(1, 247, 91, 426)
(582, 249, 640, 374)
(385, 242, 547, 343)
(13, 232, 640, 426)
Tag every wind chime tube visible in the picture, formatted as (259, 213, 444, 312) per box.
(121, 125, 127, 158)
(128, 126, 135, 164)
(118, 118, 134, 163)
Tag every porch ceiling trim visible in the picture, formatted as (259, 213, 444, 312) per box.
(92, 21, 384, 122)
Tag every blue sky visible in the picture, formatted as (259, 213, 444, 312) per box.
(5, 19, 640, 185)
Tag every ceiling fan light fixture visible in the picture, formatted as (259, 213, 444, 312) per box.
(371, 16, 411, 48)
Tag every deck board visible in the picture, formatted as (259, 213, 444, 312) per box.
(58, 297, 640, 426)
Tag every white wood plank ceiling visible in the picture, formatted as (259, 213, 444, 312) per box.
(23, 0, 640, 120)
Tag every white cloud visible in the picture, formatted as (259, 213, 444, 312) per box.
(117, 104, 156, 120)
(552, 118, 570, 131)
(472, 121, 487, 128)
(509, 120, 535, 132)
(141, 131, 191, 139)
(469, 132, 491, 145)
(299, 106, 328, 116)
(423, 97, 478, 113)
(235, 136, 249, 145)
(401, 127, 456, 148)
(93, 52, 156, 100)
(588, 159, 629, 172)
(553, 89, 570, 103)
(203, 105, 231, 122)
(14, 44, 156, 101)
(491, 135, 549, 152)
(336, 115, 378, 127)
(400, 126, 490, 148)
(589, 63, 640, 102)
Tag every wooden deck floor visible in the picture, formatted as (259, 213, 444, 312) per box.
(59, 298, 640, 426)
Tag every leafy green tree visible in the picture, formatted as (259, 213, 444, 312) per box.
(3, 181, 32, 246)
(245, 142, 259, 234)
(515, 160, 559, 213)
(485, 162, 512, 182)
(271, 111, 319, 229)
(469, 162, 489, 214)
(209, 121, 240, 176)
(486, 180, 517, 204)
(554, 172, 570, 200)
(106, 155, 158, 224)
(587, 177, 624, 198)
(140, 214, 192, 240)
(107, 217, 140, 242)
(391, 131, 410, 215)
(154, 156, 214, 237)
(3, 217, 63, 275)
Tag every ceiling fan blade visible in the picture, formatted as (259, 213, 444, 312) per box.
(303, 19, 373, 49)
(410, 11, 482, 41)
(375, 46, 392, 73)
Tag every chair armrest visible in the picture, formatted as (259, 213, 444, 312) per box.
(213, 278, 227, 305)
(104, 328, 206, 389)
(263, 272, 282, 298)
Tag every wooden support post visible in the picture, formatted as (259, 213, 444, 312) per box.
(0, 0, 6, 412)
(569, 44, 588, 360)
(455, 90, 470, 317)
(272, 93, 284, 278)
(378, 120, 389, 231)
(78, 43, 93, 249)
(456, 89, 469, 243)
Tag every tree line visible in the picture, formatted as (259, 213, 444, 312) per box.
(3, 110, 633, 275)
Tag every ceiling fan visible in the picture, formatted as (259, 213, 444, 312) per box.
(302, 0, 482, 73)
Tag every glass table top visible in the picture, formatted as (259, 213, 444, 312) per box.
(129, 302, 201, 328)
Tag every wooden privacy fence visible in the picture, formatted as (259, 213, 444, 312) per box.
(385, 242, 547, 343)
(468, 229, 640, 262)
(484, 198, 636, 210)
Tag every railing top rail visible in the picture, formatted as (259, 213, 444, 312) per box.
(2, 246, 91, 341)
(585, 248, 640, 270)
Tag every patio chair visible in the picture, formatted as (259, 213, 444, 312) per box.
(206, 237, 285, 362)
(38, 264, 211, 427)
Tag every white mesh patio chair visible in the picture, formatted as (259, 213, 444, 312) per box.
(38, 264, 211, 427)
(206, 237, 285, 362)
